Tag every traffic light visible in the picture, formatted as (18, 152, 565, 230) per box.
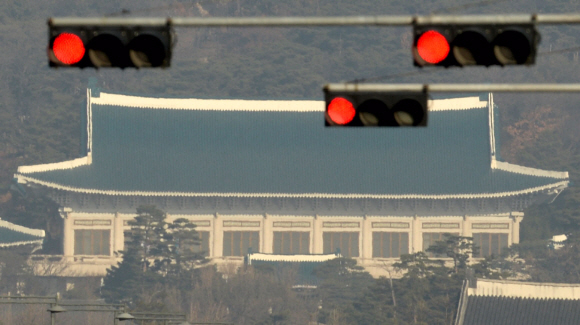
(324, 88, 428, 127)
(413, 23, 539, 67)
(48, 21, 173, 68)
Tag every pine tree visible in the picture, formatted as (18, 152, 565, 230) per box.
(165, 217, 206, 280)
(102, 205, 209, 303)
(101, 205, 167, 303)
(128, 205, 168, 273)
(425, 234, 476, 273)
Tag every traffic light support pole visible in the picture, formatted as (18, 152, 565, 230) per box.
(50, 14, 580, 27)
(324, 83, 580, 93)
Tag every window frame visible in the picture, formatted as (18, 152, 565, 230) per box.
(472, 232, 509, 257)
(223, 231, 260, 256)
(74, 229, 111, 256)
(323, 232, 360, 257)
(372, 231, 409, 258)
(422, 232, 460, 257)
(273, 231, 310, 254)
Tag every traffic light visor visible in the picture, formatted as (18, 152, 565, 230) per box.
(327, 97, 356, 125)
(416, 30, 450, 64)
(128, 34, 167, 67)
(358, 99, 391, 126)
(493, 30, 533, 65)
(392, 99, 426, 126)
(87, 34, 128, 67)
(52, 33, 85, 65)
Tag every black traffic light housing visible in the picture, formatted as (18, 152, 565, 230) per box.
(48, 20, 173, 68)
(413, 23, 539, 67)
(324, 88, 428, 127)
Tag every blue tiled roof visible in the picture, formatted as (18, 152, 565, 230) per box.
(0, 220, 44, 247)
(17, 92, 567, 197)
(463, 296, 580, 325)
(251, 260, 323, 286)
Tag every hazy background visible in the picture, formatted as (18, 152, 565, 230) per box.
(1, 0, 580, 252)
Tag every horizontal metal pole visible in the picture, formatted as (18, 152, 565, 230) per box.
(0, 295, 55, 299)
(58, 308, 118, 312)
(176, 323, 234, 325)
(415, 14, 534, 25)
(0, 301, 53, 305)
(536, 14, 580, 24)
(60, 303, 125, 306)
(171, 16, 412, 26)
(131, 311, 185, 316)
(49, 14, 580, 27)
(50, 17, 168, 26)
(133, 316, 186, 320)
(324, 83, 580, 93)
(169, 321, 234, 325)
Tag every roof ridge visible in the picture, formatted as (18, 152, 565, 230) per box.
(469, 279, 580, 300)
(92, 90, 488, 112)
(92, 92, 325, 112)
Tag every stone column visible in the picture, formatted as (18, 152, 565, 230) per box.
(213, 213, 223, 258)
(361, 215, 372, 260)
(113, 212, 124, 253)
(511, 212, 523, 245)
(411, 215, 420, 253)
(462, 215, 472, 237)
(312, 215, 323, 254)
(262, 214, 272, 253)
(61, 209, 73, 257)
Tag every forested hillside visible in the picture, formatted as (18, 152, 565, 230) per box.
(3, 2, 580, 323)
(2, 0, 580, 249)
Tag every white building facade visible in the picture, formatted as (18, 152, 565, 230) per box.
(15, 90, 569, 276)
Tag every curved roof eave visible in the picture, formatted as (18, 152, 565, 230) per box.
(14, 174, 569, 200)
(0, 219, 45, 238)
(491, 160, 569, 179)
(0, 239, 44, 248)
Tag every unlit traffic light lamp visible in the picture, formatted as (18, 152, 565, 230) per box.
(48, 21, 173, 68)
(413, 23, 539, 67)
(324, 88, 428, 127)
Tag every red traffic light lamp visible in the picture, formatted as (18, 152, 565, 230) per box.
(324, 87, 428, 127)
(48, 20, 173, 68)
(413, 23, 539, 67)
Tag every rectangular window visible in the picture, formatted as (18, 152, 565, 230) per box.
(472, 223, 509, 229)
(422, 222, 460, 229)
(323, 222, 360, 228)
(223, 221, 260, 227)
(473, 233, 509, 257)
(323, 232, 359, 257)
(372, 232, 409, 258)
(372, 222, 410, 229)
(74, 220, 112, 226)
(273, 232, 310, 254)
(74, 230, 110, 256)
(223, 231, 260, 256)
(193, 231, 210, 256)
(273, 221, 311, 228)
(190, 221, 211, 227)
(422, 233, 458, 257)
